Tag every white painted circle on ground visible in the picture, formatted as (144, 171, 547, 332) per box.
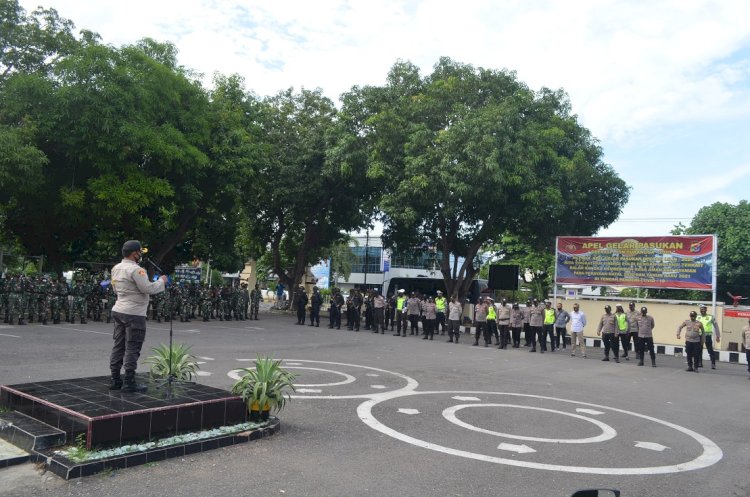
(226, 359, 418, 398)
(443, 403, 616, 444)
(286, 367, 357, 387)
(358, 390, 723, 475)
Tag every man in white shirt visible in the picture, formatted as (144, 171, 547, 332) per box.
(569, 302, 587, 358)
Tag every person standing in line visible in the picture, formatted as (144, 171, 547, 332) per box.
(372, 290, 385, 334)
(447, 295, 462, 343)
(486, 298, 499, 345)
(741, 317, 750, 380)
(497, 299, 511, 349)
(677, 311, 705, 372)
(614, 304, 631, 360)
(406, 292, 421, 336)
(473, 298, 490, 347)
(696, 304, 721, 369)
(523, 299, 532, 346)
(529, 299, 545, 353)
(384, 293, 394, 331)
(295, 286, 308, 325)
(435, 290, 447, 335)
(309, 286, 322, 327)
(569, 303, 587, 358)
(542, 301, 556, 352)
(393, 289, 407, 336)
(636, 306, 656, 367)
(509, 303, 524, 348)
(351, 289, 363, 331)
(626, 302, 641, 362)
(109, 240, 167, 393)
(554, 302, 570, 350)
(597, 305, 619, 363)
(422, 297, 437, 340)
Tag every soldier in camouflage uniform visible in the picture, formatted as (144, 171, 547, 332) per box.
(7, 275, 26, 325)
(151, 291, 165, 322)
(34, 277, 52, 325)
(50, 277, 68, 324)
(200, 286, 212, 321)
(188, 282, 199, 319)
(179, 283, 192, 322)
(229, 285, 241, 321)
(90, 276, 105, 322)
(69, 279, 87, 324)
(240, 283, 250, 320)
(250, 283, 261, 320)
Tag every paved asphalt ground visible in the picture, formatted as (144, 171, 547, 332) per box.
(1, 311, 748, 497)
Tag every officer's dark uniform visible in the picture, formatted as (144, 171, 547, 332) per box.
(296, 287, 308, 325)
(109, 240, 166, 392)
(309, 288, 322, 327)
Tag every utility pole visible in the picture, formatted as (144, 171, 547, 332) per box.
(363, 230, 369, 290)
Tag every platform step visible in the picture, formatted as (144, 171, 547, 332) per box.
(0, 411, 66, 452)
(0, 437, 31, 468)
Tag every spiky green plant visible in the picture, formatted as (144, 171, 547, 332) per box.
(145, 343, 200, 381)
(231, 356, 298, 413)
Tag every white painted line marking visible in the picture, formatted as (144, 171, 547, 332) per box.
(357, 390, 723, 475)
(0, 333, 21, 338)
(635, 441, 669, 452)
(365, 373, 379, 377)
(236, 358, 253, 362)
(281, 367, 356, 388)
(196, 362, 207, 365)
(398, 408, 420, 415)
(197, 356, 215, 361)
(498, 443, 536, 454)
(195, 371, 212, 377)
(285, 362, 304, 366)
(297, 388, 323, 393)
(452, 396, 481, 401)
(576, 408, 605, 416)
(443, 404, 616, 444)
(177, 330, 201, 334)
(371, 385, 387, 389)
(245, 327, 265, 330)
(46, 325, 109, 335)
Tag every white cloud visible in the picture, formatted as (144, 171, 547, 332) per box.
(20, 0, 750, 143)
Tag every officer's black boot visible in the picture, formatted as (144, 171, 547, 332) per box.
(109, 371, 123, 390)
(122, 372, 147, 393)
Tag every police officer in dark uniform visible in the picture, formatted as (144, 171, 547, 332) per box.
(296, 286, 308, 325)
(109, 240, 167, 392)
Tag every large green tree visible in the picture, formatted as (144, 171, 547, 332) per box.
(237, 88, 374, 294)
(686, 201, 750, 302)
(342, 58, 629, 299)
(0, 2, 261, 271)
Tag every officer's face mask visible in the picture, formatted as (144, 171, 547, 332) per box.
(133, 251, 142, 264)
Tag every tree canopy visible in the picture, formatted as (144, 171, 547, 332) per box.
(341, 58, 629, 299)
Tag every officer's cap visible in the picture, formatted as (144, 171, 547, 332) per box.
(604, 305, 612, 310)
(641, 306, 648, 312)
(436, 290, 443, 295)
(699, 304, 707, 309)
(122, 240, 142, 257)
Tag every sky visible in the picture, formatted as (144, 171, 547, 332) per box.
(19, 0, 750, 238)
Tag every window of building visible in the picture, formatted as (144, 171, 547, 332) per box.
(351, 246, 383, 274)
(390, 249, 442, 270)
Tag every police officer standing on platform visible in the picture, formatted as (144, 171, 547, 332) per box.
(109, 240, 167, 393)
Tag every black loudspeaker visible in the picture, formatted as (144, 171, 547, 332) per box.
(488, 265, 519, 290)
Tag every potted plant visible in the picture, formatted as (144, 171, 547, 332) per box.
(145, 343, 200, 381)
(232, 356, 298, 421)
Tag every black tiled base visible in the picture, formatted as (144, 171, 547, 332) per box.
(0, 411, 66, 451)
(43, 417, 280, 480)
(1, 375, 246, 449)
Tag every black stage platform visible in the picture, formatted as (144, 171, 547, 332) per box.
(0, 375, 246, 449)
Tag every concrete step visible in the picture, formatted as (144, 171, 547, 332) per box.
(0, 437, 30, 469)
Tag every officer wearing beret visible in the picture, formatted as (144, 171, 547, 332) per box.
(109, 240, 167, 392)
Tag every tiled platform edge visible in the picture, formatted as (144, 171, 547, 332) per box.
(40, 416, 280, 480)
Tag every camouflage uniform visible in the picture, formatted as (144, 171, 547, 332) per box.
(89, 277, 105, 322)
(200, 287, 212, 321)
(69, 281, 87, 324)
(250, 284, 261, 320)
(51, 279, 68, 324)
(0, 277, 7, 323)
(151, 291, 165, 322)
(7, 276, 26, 325)
(179, 284, 192, 322)
(35, 278, 52, 325)
(240, 283, 250, 320)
